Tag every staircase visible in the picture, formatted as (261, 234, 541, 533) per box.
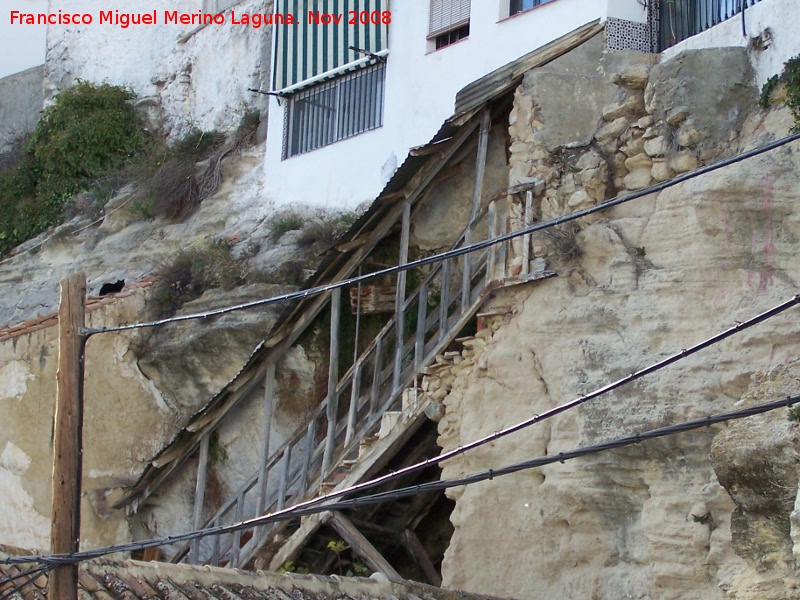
(168, 183, 553, 571)
(165, 196, 513, 569)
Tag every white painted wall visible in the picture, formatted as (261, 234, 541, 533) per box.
(661, 0, 797, 87)
(264, 0, 647, 210)
(0, 0, 48, 78)
(44, 0, 270, 140)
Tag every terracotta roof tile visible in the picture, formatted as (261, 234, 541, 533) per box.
(0, 545, 514, 600)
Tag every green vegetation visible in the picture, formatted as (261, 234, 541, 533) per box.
(268, 209, 305, 238)
(759, 54, 800, 131)
(0, 85, 262, 255)
(0, 81, 147, 254)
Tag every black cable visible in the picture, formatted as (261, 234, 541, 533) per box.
(9, 296, 796, 565)
(4, 392, 798, 568)
(0, 564, 51, 600)
(85, 130, 800, 336)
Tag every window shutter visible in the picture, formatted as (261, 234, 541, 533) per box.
(428, 0, 470, 38)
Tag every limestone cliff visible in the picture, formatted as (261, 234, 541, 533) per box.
(431, 40, 800, 599)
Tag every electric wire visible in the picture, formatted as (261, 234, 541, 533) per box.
(85, 130, 800, 336)
(0, 564, 52, 600)
(6, 128, 798, 571)
(5, 296, 794, 569)
(3, 393, 798, 568)
(7, 294, 795, 565)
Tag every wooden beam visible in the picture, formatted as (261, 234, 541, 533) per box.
(322, 287, 342, 478)
(189, 434, 210, 564)
(51, 272, 86, 600)
(401, 529, 442, 587)
(329, 512, 403, 582)
(462, 108, 491, 311)
(393, 200, 411, 393)
(256, 361, 277, 516)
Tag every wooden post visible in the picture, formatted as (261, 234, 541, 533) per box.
(189, 434, 210, 564)
(50, 272, 86, 600)
(393, 200, 411, 393)
(414, 283, 428, 372)
(322, 288, 341, 478)
(401, 529, 442, 586)
(256, 361, 277, 516)
(462, 107, 491, 310)
(521, 190, 533, 276)
(329, 512, 403, 582)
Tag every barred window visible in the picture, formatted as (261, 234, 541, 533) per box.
(283, 62, 386, 159)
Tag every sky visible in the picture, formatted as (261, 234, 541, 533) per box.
(0, 0, 48, 79)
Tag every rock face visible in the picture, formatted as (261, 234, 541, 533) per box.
(435, 43, 800, 599)
(0, 142, 334, 551)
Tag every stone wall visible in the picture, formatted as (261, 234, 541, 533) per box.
(0, 65, 43, 154)
(431, 38, 800, 600)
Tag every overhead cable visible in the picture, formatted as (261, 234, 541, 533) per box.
(85, 130, 800, 335)
(4, 392, 798, 568)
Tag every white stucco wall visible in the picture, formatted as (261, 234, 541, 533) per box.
(44, 0, 271, 139)
(661, 0, 796, 87)
(264, 0, 646, 210)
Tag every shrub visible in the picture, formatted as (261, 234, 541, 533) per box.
(0, 81, 147, 254)
(269, 210, 305, 239)
(760, 54, 800, 131)
(27, 80, 147, 203)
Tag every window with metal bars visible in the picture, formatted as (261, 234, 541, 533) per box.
(658, 0, 763, 50)
(283, 62, 386, 159)
(428, 0, 471, 39)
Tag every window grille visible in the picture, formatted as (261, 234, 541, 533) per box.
(658, 0, 763, 50)
(284, 62, 386, 158)
(429, 0, 471, 38)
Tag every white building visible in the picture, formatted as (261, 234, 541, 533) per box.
(262, 0, 792, 210)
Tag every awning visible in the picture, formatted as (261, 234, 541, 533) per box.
(272, 0, 389, 93)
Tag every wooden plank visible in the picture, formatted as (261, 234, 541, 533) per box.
(522, 190, 533, 276)
(277, 447, 291, 511)
(299, 420, 316, 498)
(51, 272, 86, 600)
(345, 362, 361, 446)
(487, 200, 498, 282)
(393, 201, 411, 393)
(329, 512, 403, 583)
(414, 283, 427, 372)
(401, 529, 442, 587)
(230, 493, 245, 567)
(269, 512, 332, 571)
(439, 259, 451, 343)
(322, 287, 342, 479)
(255, 361, 277, 517)
(369, 338, 382, 416)
(189, 434, 210, 564)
